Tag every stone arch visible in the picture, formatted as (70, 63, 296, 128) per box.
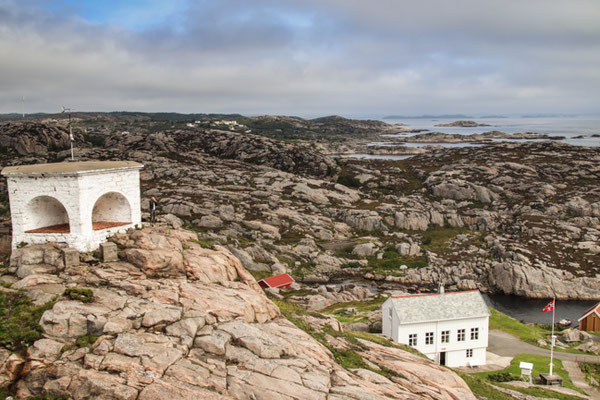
(25, 196, 70, 233)
(91, 191, 132, 230)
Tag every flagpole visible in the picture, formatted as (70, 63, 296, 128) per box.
(550, 297, 555, 376)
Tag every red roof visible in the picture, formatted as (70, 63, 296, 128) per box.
(258, 273, 294, 289)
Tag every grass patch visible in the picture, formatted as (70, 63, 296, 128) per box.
(320, 295, 387, 314)
(64, 287, 94, 303)
(457, 372, 516, 400)
(489, 308, 550, 346)
(476, 354, 583, 394)
(76, 334, 99, 349)
(580, 362, 600, 386)
(421, 226, 471, 255)
(0, 291, 56, 351)
(247, 269, 272, 282)
(366, 246, 427, 272)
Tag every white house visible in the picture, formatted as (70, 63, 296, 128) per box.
(382, 290, 490, 367)
(2, 161, 143, 252)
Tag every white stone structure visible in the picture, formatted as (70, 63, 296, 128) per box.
(382, 290, 490, 367)
(2, 161, 143, 252)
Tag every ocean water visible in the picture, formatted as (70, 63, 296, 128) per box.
(381, 116, 600, 147)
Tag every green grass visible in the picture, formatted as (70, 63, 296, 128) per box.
(0, 291, 56, 351)
(580, 362, 600, 387)
(489, 308, 591, 354)
(489, 308, 550, 346)
(366, 246, 427, 272)
(476, 354, 583, 394)
(76, 334, 99, 349)
(457, 372, 516, 400)
(421, 226, 471, 255)
(64, 287, 94, 303)
(320, 295, 387, 314)
(247, 269, 272, 282)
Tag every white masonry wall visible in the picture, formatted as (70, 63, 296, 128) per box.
(6, 168, 141, 252)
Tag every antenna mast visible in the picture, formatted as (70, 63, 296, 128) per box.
(21, 96, 25, 118)
(62, 107, 74, 161)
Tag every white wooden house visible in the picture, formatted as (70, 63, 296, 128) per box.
(382, 290, 490, 367)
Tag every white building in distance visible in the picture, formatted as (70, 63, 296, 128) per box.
(2, 161, 143, 252)
(382, 290, 490, 367)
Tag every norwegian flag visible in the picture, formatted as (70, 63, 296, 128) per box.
(542, 300, 555, 313)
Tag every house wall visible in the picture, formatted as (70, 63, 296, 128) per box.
(382, 298, 399, 340)
(395, 316, 489, 367)
(581, 313, 600, 332)
(6, 167, 141, 252)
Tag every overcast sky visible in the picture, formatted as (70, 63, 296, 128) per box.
(1, 0, 599, 117)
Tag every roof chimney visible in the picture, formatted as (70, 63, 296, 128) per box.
(439, 284, 445, 294)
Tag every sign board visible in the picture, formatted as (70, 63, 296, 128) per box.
(520, 362, 533, 376)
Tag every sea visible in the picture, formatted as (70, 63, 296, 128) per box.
(344, 116, 600, 160)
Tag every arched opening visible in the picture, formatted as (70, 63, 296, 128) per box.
(92, 192, 132, 230)
(25, 196, 70, 233)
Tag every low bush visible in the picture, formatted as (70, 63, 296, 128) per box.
(64, 288, 94, 303)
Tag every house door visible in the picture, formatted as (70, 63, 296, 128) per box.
(439, 352, 446, 366)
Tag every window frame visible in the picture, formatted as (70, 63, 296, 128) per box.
(441, 330, 450, 343)
(408, 333, 417, 347)
(466, 349, 473, 358)
(457, 329, 466, 342)
(470, 327, 479, 340)
(425, 332, 434, 345)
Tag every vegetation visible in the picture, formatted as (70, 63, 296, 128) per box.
(476, 354, 583, 394)
(337, 172, 361, 188)
(76, 334, 99, 349)
(0, 290, 56, 351)
(457, 373, 516, 400)
(580, 362, 600, 386)
(489, 307, 550, 346)
(64, 287, 94, 303)
(366, 246, 427, 272)
(247, 269, 271, 282)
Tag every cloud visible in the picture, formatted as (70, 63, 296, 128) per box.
(0, 0, 599, 116)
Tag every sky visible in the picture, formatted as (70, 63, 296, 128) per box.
(1, 0, 599, 118)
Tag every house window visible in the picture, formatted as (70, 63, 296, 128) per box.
(457, 329, 465, 342)
(471, 327, 479, 340)
(466, 349, 473, 358)
(441, 330, 450, 343)
(425, 332, 434, 345)
(409, 334, 417, 347)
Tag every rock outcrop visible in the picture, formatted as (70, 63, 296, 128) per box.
(0, 227, 475, 399)
(0, 122, 71, 157)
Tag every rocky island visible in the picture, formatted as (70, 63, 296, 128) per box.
(434, 120, 491, 127)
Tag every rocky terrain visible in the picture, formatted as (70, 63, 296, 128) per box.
(0, 226, 475, 399)
(1, 119, 599, 303)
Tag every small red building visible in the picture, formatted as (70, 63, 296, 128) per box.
(578, 303, 600, 332)
(258, 273, 295, 289)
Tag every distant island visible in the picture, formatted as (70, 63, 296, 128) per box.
(434, 120, 491, 127)
(382, 114, 472, 119)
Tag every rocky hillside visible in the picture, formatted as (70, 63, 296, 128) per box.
(101, 128, 340, 179)
(0, 226, 474, 399)
(1, 120, 600, 301)
(0, 122, 72, 159)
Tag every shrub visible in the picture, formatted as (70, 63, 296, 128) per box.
(0, 291, 56, 351)
(487, 372, 522, 382)
(64, 288, 94, 303)
(337, 173, 361, 188)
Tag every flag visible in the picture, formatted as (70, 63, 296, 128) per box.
(542, 300, 555, 313)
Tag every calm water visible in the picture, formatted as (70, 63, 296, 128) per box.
(484, 294, 597, 325)
(341, 153, 412, 160)
(382, 116, 600, 147)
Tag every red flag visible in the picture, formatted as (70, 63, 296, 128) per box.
(542, 300, 555, 313)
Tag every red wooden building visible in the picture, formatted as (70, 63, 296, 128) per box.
(258, 273, 295, 289)
(578, 303, 600, 332)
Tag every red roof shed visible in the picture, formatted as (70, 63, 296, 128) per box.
(258, 273, 295, 289)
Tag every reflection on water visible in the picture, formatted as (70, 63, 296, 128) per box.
(483, 294, 597, 325)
